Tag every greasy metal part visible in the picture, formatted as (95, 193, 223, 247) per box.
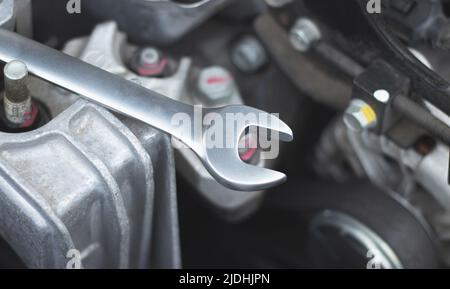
(254, 13, 351, 109)
(25, 30, 182, 267)
(0, 99, 180, 268)
(0, 28, 293, 192)
(116, 116, 181, 269)
(65, 22, 266, 220)
(83, 0, 232, 45)
(0, 0, 32, 36)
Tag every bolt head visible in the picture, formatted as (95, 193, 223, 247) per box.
(140, 48, 160, 66)
(231, 36, 267, 73)
(198, 66, 235, 104)
(289, 18, 322, 52)
(134, 47, 173, 77)
(344, 99, 377, 132)
(4, 60, 28, 81)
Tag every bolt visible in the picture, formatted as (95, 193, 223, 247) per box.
(231, 35, 268, 73)
(4, 60, 29, 103)
(140, 47, 160, 66)
(133, 47, 172, 77)
(3, 60, 36, 126)
(289, 18, 322, 52)
(197, 66, 235, 104)
(343, 99, 377, 132)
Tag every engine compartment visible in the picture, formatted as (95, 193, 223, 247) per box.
(0, 0, 449, 269)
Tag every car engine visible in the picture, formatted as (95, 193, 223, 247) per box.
(0, 0, 449, 270)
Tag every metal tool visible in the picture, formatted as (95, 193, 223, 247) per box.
(0, 29, 293, 191)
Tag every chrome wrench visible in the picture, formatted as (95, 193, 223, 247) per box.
(0, 29, 293, 191)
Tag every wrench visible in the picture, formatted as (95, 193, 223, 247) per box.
(0, 29, 293, 191)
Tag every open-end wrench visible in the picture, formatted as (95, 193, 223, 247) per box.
(0, 29, 293, 191)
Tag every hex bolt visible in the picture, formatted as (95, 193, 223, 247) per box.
(197, 66, 235, 104)
(140, 47, 160, 66)
(3, 60, 34, 125)
(231, 35, 268, 73)
(133, 47, 172, 77)
(343, 99, 377, 132)
(289, 18, 322, 52)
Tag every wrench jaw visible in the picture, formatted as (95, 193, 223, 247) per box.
(203, 147, 288, 191)
(208, 105, 294, 142)
(201, 106, 294, 191)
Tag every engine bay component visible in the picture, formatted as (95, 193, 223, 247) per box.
(231, 35, 268, 73)
(0, 60, 49, 132)
(3, 0, 450, 270)
(83, 0, 232, 45)
(0, 99, 180, 268)
(129, 47, 177, 78)
(62, 21, 269, 221)
(0, 0, 31, 35)
(0, 0, 14, 30)
(0, 29, 293, 192)
(309, 210, 403, 269)
(382, 0, 450, 49)
(3, 61, 34, 126)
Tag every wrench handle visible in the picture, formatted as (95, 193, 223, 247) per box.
(0, 29, 197, 149)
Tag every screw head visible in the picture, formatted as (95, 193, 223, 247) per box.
(140, 47, 160, 66)
(4, 60, 28, 81)
(344, 99, 377, 132)
(289, 18, 322, 52)
(134, 47, 173, 77)
(197, 66, 235, 104)
(231, 35, 267, 73)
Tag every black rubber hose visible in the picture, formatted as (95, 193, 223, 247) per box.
(393, 95, 450, 145)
